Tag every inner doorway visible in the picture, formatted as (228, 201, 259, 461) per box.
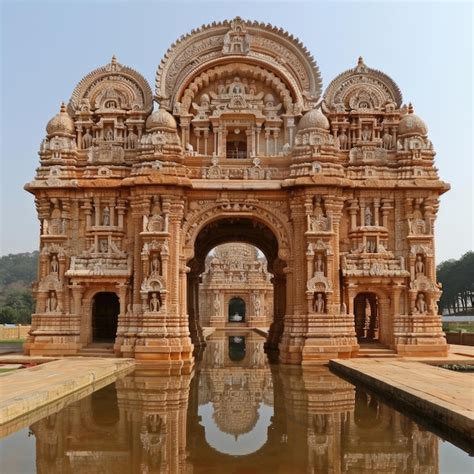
(354, 292, 379, 342)
(228, 297, 246, 322)
(92, 292, 119, 343)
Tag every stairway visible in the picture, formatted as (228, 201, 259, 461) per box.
(77, 343, 116, 358)
(357, 343, 397, 358)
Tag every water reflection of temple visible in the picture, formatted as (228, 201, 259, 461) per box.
(30, 332, 439, 473)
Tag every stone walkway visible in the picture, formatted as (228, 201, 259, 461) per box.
(329, 357, 474, 442)
(0, 357, 135, 431)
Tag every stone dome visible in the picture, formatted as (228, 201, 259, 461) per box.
(398, 104, 428, 136)
(297, 107, 330, 131)
(46, 103, 75, 136)
(146, 108, 177, 131)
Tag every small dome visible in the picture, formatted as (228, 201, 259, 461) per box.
(46, 103, 75, 136)
(398, 103, 428, 136)
(146, 108, 177, 131)
(297, 107, 330, 131)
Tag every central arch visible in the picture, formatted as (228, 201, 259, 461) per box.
(185, 216, 288, 355)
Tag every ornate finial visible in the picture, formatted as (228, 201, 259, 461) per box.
(408, 102, 414, 114)
(355, 56, 367, 73)
(106, 55, 121, 72)
(60, 102, 66, 113)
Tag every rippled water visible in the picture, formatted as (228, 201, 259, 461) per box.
(1, 329, 472, 473)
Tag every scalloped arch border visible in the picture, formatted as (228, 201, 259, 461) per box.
(323, 61, 403, 108)
(68, 58, 153, 113)
(155, 18, 323, 111)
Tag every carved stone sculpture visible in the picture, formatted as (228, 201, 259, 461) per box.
(313, 293, 325, 313)
(150, 292, 161, 312)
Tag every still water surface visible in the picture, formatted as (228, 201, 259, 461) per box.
(1, 330, 472, 473)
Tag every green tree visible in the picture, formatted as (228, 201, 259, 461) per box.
(437, 251, 474, 315)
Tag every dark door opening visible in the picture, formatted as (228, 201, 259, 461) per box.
(92, 292, 119, 343)
(354, 292, 379, 342)
(229, 335, 246, 361)
(228, 297, 246, 322)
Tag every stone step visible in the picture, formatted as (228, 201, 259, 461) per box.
(77, 351, 117, 358)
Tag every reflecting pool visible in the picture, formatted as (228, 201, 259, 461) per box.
(1, 329, 472, 473)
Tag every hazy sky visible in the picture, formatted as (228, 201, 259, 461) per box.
(1, 0, 472, 262)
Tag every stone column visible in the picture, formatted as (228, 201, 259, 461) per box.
(279, 198, 306, 364)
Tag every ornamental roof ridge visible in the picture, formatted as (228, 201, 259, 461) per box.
(155, 17, 322, 103)
(323, 56, 403, 108)
(68, 55, 153, 113)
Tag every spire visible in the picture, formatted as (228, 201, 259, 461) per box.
(60, 102, 66, 113)
(408, 102, 414, 114)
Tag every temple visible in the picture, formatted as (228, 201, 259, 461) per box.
(199, 244, 273, 328)
(25, 17, 449, 363)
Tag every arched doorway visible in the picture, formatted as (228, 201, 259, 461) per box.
(92, 292, 119, 343)
(186, 217, 287, 355)
(228, 297, 246, 322)
(354, 292, 378, 342)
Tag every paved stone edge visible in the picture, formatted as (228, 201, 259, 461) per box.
(0, 358, 135, 427)
(329, 360, 474, 442)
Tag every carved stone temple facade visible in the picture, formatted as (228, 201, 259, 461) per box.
(25, 18, 449, 363)
(199, 244, 273, 327)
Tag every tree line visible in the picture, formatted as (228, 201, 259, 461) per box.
(0, 252, 38, 324)
(437, 251, 474, 315)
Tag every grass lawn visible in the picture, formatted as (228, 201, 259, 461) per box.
(443, 322, 474, 333)
(0, 339, 25, 344)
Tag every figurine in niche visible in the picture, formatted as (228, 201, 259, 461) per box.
(149, 292, 161, 312)
(47, 291, 58, 313)
(364, 206, 373, 226)
(263, 94, 282, 119)
(314, 254, 325, 274)
(127, 129, 138, 149)
(309, 197, 329, 232)
(338, 130, 348, 150)
(82, 129, 93, 149)
(415, 255, 425, 275)
(192, 93, 211, 120)
(102, 206, 110, 226)
(105, 128, 114, 141)
(100, 239, 108, 253)
(364, 299, 372, 331)
(50, 254, 59, 274)
(47, 199, 63, 235)
(213, 293, 221, 316)
(361, 126, 372, 141)
(382, 130, 393, 150)
(415, 293, 427, 314)
(146, 197, 165, 232)
(150, 254, 161, 274)
(313, 293, 325, 313)
(253, 293, 261, 316)
(340, 302, 347, 315)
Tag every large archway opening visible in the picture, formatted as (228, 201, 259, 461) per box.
(186, 217, 287, 355)
(92, 292, 119, 343)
